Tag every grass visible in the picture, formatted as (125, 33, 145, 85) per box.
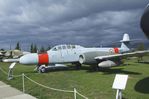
(0, 56, 149, 99)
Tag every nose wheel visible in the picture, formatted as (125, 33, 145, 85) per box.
(35, 65, 46, 73)
(39, 66, 46, 73)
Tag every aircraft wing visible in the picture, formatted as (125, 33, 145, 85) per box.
(94, 50, 149, 60)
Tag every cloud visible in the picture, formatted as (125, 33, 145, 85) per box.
(0, 0, 148, 50)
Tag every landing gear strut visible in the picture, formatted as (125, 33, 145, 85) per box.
(91, 65, 100, 71)
(72, 62, 82, 70)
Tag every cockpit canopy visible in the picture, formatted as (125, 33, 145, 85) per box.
(50, 44, 84, 51)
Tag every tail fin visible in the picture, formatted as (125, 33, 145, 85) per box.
(120, 33, 130, 52)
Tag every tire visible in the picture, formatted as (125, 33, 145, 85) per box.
(39, 67, 46, 73)
(75, 62, 82, 70)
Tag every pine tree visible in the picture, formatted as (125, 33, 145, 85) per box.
(15, 42, 21, 50)
(40, 46, 45, 53)
(30, 43, 34, 53)
(136, 43, 145, 62)
(33, 44, 37, 53)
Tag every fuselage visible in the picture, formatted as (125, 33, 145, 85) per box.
(19, 44, 124, 65)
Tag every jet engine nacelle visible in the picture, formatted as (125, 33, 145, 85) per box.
(79, 51, 100, 64)
(98, 60, 117, 68)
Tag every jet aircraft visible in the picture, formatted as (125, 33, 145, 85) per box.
(3, 34, 149, 73)
(3, 4, 149, 73)
(0, 49, 30, 61)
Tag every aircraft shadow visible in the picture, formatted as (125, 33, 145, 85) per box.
(42, 65, 141, 75)
(49, 66, 90, 72)
(137, 61, 149, 64)
(21, 64, 141, 75)
(87, 67, 141, 75)
(134, 77, 149, 94)
(20, 65, 91, 73)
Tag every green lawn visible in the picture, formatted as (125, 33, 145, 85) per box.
(0, 56, 149, 99)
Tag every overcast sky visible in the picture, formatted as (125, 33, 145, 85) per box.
(0, 0, 148, 50)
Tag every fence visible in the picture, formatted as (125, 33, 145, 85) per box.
(0, 67, 88, 99)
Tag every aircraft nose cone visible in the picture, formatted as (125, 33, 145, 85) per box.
(19, 53, 38, 64)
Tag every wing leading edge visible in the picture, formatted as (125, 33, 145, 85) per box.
(95, 50, 149, 60)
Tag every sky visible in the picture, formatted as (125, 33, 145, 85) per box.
(0, 0, 148, 50)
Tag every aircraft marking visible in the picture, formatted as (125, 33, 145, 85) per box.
(114, 48, 119, 54)
(38, 53, 49, 64)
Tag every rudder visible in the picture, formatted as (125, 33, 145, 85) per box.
(120, 33, 130, 52)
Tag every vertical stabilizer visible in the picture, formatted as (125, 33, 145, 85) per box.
(122, 33, 130, 42)
(120, 33, 130, 52)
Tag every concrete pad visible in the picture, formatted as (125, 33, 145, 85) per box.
(0, 81, 37, 99)
(0, 85, 10, 88)
(0, 86, 22, 98)
(4, 94, 37, 99)
(0, 81, 7, 86)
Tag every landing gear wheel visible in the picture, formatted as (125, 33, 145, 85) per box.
(91, 65, 100, 71)
(75, 63, 82, 70)
(39, 67, 46, 73)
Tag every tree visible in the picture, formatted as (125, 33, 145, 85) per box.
(33, 44, 38, 53)
(15, 42, 21, 50)
(40, 46, 45, 53)
(0, 48, 4, 51)
(30, 43, 38, 53)
(136, 43, 145, 51)
(30, 43, 34, 53)
(136, 43, 145, 62)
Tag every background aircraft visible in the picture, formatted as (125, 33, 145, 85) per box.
(3, 34, 149, 73)
(141, 4, 149, 39)
(0, 49, 30, 61)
